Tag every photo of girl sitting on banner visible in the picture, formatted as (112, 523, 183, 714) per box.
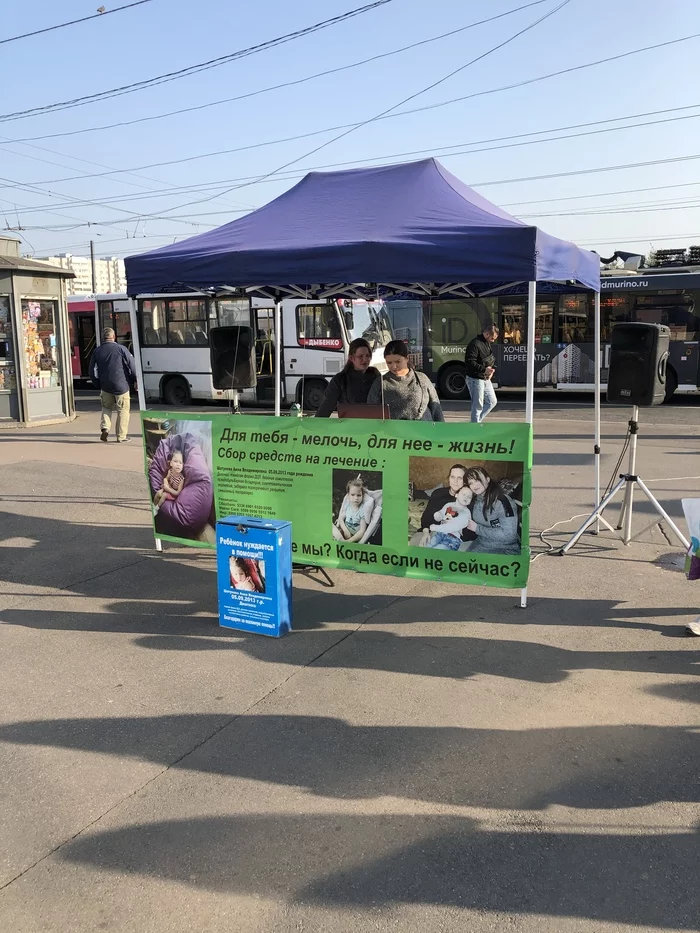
(332, 469, 383, 545)
(409, 459, 522, 555)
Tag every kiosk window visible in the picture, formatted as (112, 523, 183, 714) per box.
(22, 299, 61, 389)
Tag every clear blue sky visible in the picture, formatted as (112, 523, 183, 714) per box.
(1, 0, 700, 261)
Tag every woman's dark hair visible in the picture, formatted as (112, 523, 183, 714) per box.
(344, 337, 372, 371)
(464, 466, 500, 517)
(384, 339, 410, 360)
(448, 463, 467, 481)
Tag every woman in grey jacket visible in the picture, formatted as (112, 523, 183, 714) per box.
(463, 466, 520, 555)
(367, 340, 445, 422)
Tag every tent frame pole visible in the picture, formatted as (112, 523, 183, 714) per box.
(274, 301, 282, 417)
(521, 280, 537, 609)
(128, 297, 147, 413)
(128, 297, 161, 551)
(594, 289, 601, 529)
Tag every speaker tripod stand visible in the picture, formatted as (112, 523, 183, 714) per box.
(560, 406, 689, 555)
(224, 389, 241, 414)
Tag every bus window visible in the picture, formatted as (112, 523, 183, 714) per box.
(558, 295, 592, 343)
(141, 299, 166, 345)
(98, 300, 113, 335)
(296, 304, 343, 347)
(634, 292, 699, 341)
(600, 295, 631, 341)
(500, 301, 554, 344)
(341, 299, 391, 351)
(112, 311, 130, 350)
(163, 299, 208, 346)
(535, 302, 555, 343)
(217, 299, 249, 327)
(501, 303, 524, 345)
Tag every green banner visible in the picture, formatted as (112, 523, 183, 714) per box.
(141, 413, 532, 588)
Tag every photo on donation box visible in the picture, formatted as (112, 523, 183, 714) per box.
(331, 468, 383, 546)
(230, 556, 266, 593)
(143, 418, 216, 544)
(408, 457, 524, 556)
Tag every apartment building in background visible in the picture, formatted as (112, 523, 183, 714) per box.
(34, 254, 127, 295)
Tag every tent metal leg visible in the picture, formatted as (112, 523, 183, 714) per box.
(274, 301, 282, 417)
(127, 297, 147, 413)
(593, 290, 601, 530)
(525, 281, 536, 425)
(520, 281, 537, 608)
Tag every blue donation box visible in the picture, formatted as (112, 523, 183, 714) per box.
(216, 516, 292, 637)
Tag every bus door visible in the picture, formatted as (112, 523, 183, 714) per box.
(252, 305, 276, 403)
(76, 313, 96, 378)
(498, 300, 556, 385)
(285, 301, 344, 409)
(98, 299, 133, 352)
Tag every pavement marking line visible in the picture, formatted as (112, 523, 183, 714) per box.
(644, 475, 700, 483)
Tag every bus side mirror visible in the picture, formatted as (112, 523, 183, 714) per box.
(344, 310, 354, 331)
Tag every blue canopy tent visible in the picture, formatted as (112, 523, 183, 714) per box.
(126, 159, 602, 600)
(126, 158, 599, 294)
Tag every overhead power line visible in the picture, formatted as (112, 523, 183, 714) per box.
(0, 1, 394, 123)
(0, 0, 155, 46)
(8, 102, 700, 190)
(7, 28, 699, 146)
(501, 180, 700, 207)
(5, 0, 551, 143)
(473, 152, 700, 188)
(520, 201, 700, 219)
(151, 0, 575, 216)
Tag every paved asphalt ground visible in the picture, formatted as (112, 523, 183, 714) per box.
(1, 391, 699, 932)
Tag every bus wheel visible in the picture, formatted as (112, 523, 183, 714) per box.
(438, 363, 468, 400)
(162, 376, 191, 407)
(664, 366, 677, 403)
(301, 380, 327, 412)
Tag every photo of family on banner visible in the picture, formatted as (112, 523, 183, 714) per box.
(140, 413, 532, 590)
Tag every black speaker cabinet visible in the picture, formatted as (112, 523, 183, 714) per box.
(606, 322, 669, 406)
(210, 326, 257, 390)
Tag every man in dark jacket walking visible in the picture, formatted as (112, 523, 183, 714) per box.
(91, 327, 137, 443)
(465, 324, 499, 423)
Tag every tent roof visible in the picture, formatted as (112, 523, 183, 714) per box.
(125, 158, 600, 297)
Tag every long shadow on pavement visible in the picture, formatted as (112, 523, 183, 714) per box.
(1, 715, 698, 811)
(55, 813, 699, 928)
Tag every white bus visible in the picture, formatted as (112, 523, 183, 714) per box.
(97, 292, 392, 409)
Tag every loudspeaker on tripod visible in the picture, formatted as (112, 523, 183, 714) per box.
(606, 322, 669, 407)
(210, 326, 257, 390)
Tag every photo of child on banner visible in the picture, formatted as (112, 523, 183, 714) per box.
(409, 457, 523, 556)
(143, 416, 216, 544)
(332, 469, 383, 545)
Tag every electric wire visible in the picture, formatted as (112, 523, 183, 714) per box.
(7, 27, 699, 144)
(148, 0, 575, 216)
(0, 0, 155, 46)
(0, 1, 394, 123)
(12, 101, 700, 188)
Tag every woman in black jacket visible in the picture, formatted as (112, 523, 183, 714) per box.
(315, 338, 380, 417)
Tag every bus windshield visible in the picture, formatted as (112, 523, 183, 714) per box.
(342, 300, 392, 350)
